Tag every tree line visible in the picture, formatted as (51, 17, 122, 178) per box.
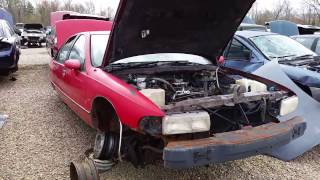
(0, 0, 115, 26)
(249, 0, 320, 26)
(2, 0, 320, 27)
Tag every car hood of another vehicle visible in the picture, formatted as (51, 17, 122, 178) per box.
(102, 0, 255, 66)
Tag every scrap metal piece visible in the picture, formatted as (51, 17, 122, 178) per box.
(253, 61, 320, 161)
(0, 114, 8, 129)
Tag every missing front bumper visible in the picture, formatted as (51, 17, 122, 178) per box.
(163, 117, 306, 169)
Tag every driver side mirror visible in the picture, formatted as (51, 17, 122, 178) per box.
(65, 59, 81, 70)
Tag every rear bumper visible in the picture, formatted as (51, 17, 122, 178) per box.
(163, 117, 306, 169)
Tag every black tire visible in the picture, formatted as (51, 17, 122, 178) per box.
(93, 132, 119, 160)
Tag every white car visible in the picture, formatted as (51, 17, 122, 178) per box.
(21, 23, 46, 47)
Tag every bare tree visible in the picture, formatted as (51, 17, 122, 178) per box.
(63, 0, 73, 11)
(84, 0, 95, 14)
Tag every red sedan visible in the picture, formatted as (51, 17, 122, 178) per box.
(50, 0, 305, 170)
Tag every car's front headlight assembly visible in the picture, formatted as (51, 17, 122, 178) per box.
(280, 96, 299, 116)
(162, 111, 211, 135)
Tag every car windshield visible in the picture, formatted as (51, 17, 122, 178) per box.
(112, 53, 212, 65)
(249, 34, 316, 60)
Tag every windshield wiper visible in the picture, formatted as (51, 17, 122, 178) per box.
(270, 55, 296, 60)
(292, 54, 314, 60)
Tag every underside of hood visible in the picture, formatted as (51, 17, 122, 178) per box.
(24, 24, 43, 30)
(103, 0, 255, 66)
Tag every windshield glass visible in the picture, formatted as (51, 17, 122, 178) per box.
(91, 34, 109, 67)
(112, 53, 212, 65)
(249, 34, 316, 60)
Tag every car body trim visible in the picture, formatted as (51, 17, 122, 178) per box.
(51, 81, 91, 114)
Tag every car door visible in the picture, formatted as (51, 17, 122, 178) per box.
(50, 35, 77, 92)
(223, 37, 263, 73)
(62, 35, 88, 112)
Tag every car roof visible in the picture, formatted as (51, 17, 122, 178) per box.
(235, 30, 276, 38)
(291, 34, 320, 38)
(80, 31, 111, 35)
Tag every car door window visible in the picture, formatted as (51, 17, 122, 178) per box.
(315, 40, 320, 55)
(91, 34, 109, 67)
(56, 36, 77, 63)
(294, 37, 315, 50)
(225, 39, 251, 60)
(68, 35, 86, 71)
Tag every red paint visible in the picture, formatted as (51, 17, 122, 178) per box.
(217, 56, 225, 66)
(50, 33, 164, 130)
(65, 59, 81, 70)
(55, 20, 113, 50)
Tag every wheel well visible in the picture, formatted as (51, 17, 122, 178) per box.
(91, 97, 120, 132)
(294, 81, 312, 96)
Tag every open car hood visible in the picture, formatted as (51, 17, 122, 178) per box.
(24, 24, 43, 30)
(102, 0, 255, 66)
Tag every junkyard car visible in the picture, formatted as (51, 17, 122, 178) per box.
(21, 23, 46, 47)
(0, 19, 20, 76)
(224, 31, 320, 97)
(50, 0, 306, 169)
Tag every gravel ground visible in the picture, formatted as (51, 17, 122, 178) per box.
(1, 48, 320, 179)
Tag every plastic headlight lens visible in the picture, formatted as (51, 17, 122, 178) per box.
(280, 96, 299, 116)
(162, 111, 211, 135)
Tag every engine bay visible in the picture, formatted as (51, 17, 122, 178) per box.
(113, 68, 287, 134)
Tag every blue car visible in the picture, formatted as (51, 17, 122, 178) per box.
(0, 19, 20, 76)
(223, 31, 320, 96)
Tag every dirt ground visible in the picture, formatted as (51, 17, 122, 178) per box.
(0, 47, 320, 179)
